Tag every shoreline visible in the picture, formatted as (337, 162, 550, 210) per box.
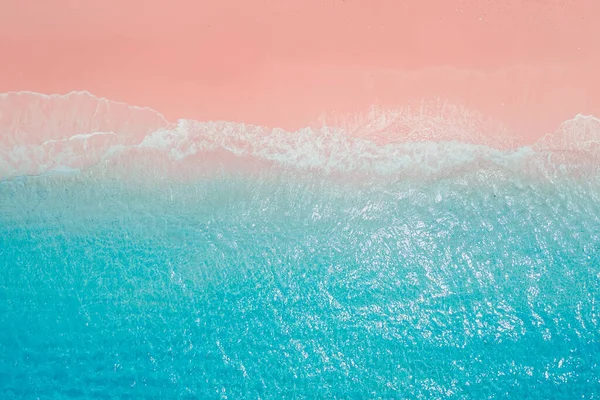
(1, 61, 598, 147)
(1, 93, 598, 183)
(1, 1, 598, 147)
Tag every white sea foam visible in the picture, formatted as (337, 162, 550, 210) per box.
(42, 131, 117, 146)
(0, 91, 599, 181)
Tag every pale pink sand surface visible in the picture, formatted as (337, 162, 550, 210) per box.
(1, 0, 599, 145)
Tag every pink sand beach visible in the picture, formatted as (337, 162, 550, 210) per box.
(1, 0, 599, 145)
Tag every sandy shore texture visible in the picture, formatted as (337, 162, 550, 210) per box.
(1, 0, 599, 145)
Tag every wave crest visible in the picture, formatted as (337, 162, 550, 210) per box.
(1, 91, 599, 180)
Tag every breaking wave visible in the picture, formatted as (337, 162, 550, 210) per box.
(1, 91, 599, 181)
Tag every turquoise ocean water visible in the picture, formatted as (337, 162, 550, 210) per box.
(1, 93, 600, 398)
(1, 162, 599, 399)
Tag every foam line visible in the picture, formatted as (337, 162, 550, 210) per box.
(1, 91, 599, 181)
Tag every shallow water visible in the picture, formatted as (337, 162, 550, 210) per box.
(1, 167, 599, 399)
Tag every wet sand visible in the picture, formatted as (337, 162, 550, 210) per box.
(1, 0, 599, 145)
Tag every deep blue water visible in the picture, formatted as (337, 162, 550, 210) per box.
(1, 170, 599, 399)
